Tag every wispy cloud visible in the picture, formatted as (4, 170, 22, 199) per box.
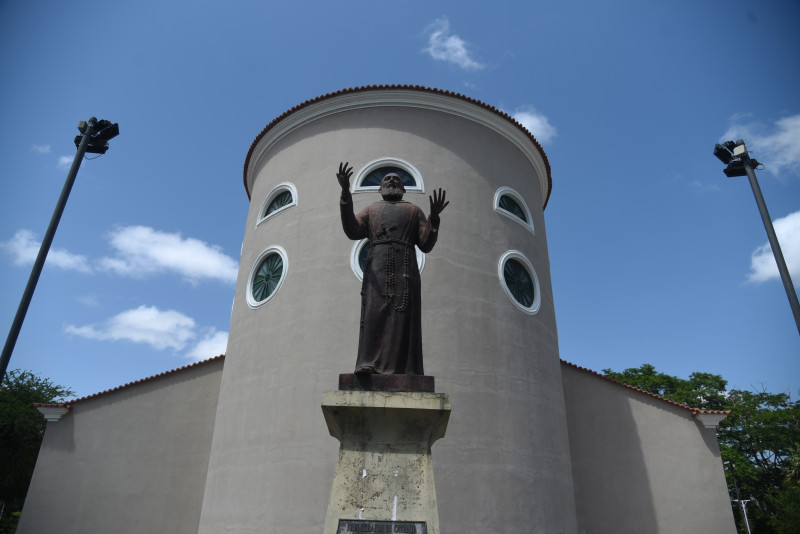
(98, 226, 238, 284)
(3, 226, 237, 285)
(690, 180, 721, 193)
(723, 113, 800, 177)
(57, 155, 72, 171)
(511, 106, 557, 145)
(0, 229, 93, 273)
(423, 17, 484, 71)
(185, 330, 228, 361)
(31, 144, 51, 154)
(65, 305, 227, 359)
(65, 305, 197, 351)
(75, 294, 102, 308)
(748, 209, 800, 285)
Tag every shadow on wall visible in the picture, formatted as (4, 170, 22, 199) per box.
(561, 365, 659, 534)
(38, 359, 223, 454)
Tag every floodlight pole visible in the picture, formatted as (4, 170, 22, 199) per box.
(741, 156, 800, 335)
(734, 500, 753, 534)
(0, 118, 97, 385)
(725, 461, 752, 534)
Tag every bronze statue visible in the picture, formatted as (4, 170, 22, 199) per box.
(337, 162, 448, 375)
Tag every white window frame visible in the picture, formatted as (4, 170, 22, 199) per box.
(498, 250, 541, 315)
(247, 245, 289, 308)
(353, 157, 425, 194)
(257, 182, 298, 227)
(493, 186, 535, 234)
(349, 239, 426, 282)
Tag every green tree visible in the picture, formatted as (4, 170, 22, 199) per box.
(604, 364, 800, 534)
(602, 363, 728, 410)
(0, 370, 73, 533)
(718, 389, 800, 533)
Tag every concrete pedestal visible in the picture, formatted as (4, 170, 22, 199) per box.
(321, 390, 451, 534)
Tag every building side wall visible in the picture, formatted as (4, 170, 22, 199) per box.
(560, 364, 736, 534)
(17, 358, 224, 534)
(199, 103, 577, 534)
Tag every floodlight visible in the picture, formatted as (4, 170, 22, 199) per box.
(713, 143, 733, 164)
(733, 142, 748, 157)
(84, 143, 109, 155)
(93, 121, 119, 142)
(723, 161, 747, 177)
(77, 120, 88, 134)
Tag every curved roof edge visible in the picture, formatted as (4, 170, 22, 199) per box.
(243, 84, 553, 209)
(34, 354, 225, 410)
(560, 360, 731, 417)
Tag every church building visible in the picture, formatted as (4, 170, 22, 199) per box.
(19, 86, 735, 534)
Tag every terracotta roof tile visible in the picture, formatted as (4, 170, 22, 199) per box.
(34, 355, 729, 420)
(560, 360, 731, 417)
(243, 84, 553, 208)
(34, 355, 225, 411)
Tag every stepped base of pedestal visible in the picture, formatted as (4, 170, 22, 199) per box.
(321, 390, 451, 534)
(338, 373, 435, 392)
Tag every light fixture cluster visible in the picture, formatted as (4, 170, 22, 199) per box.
(74, 117, 120, 154)
(713, 139, 760, 178)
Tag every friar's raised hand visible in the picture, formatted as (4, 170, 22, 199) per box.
(337, 162, 353, 193)
(428, 188, 449, 225)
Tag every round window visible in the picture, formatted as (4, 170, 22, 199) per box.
(257, 182, 298, 226)
(247, 246, 288, 307)
(350, 239, 425, 282)
(361, 166, 416, 188)
(498, 251, 541, 314)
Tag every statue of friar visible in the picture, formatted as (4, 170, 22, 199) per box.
(337, 162, 449, 375)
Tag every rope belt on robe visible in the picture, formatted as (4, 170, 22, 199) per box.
(371, 238, 413, 312)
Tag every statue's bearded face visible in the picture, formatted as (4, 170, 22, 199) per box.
(379, 173, 405, 201)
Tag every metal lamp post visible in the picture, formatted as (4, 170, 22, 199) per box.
(0, 117, 119, 384)
(724, 460, 753, 534)
(714, 139, 800, 335)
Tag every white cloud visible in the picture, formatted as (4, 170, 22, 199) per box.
(747, 209, 800, 285)
(76, 294, 102, 308)
(57, 155, 73, 170)
(65, 305, 197, 351)
(423, 18, 484, 71)
(512, 107, 557, 145)
(98, 226, 238, 284)
(1, 229, 93, 273)
(185, 330, 228, 361)
(723, 113, 800, 176)
(690, 180, 721, 192)
(32, 144, 51, 154)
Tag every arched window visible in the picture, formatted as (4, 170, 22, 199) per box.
(498, 251, 541, 314)
(257, 183, 297, 226)
(350, 239, 425, 282)
(493, 186, 534, 234)
(247, 246, 288, 308)
(353, 158, 424, 194)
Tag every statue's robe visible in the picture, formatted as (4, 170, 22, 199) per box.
(340, 196, 439, 374)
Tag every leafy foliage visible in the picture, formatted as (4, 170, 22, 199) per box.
(0, 370, 73, 533)
(604, 364, 800, 533)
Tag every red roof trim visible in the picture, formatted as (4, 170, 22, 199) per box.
(34, 355, 225, 410)
(242, 84, 553, 208)
(560, 360, 731, 416)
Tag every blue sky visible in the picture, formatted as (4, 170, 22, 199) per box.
(1, 0, 798, 399)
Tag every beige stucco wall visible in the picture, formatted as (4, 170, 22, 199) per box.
(17, 357, 223, 534)
(198, 92, 578, 534)
(560, 363, 736, 534)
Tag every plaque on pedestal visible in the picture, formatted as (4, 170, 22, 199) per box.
(337, 519, 427, 533)
(321, 390, 451, 534)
